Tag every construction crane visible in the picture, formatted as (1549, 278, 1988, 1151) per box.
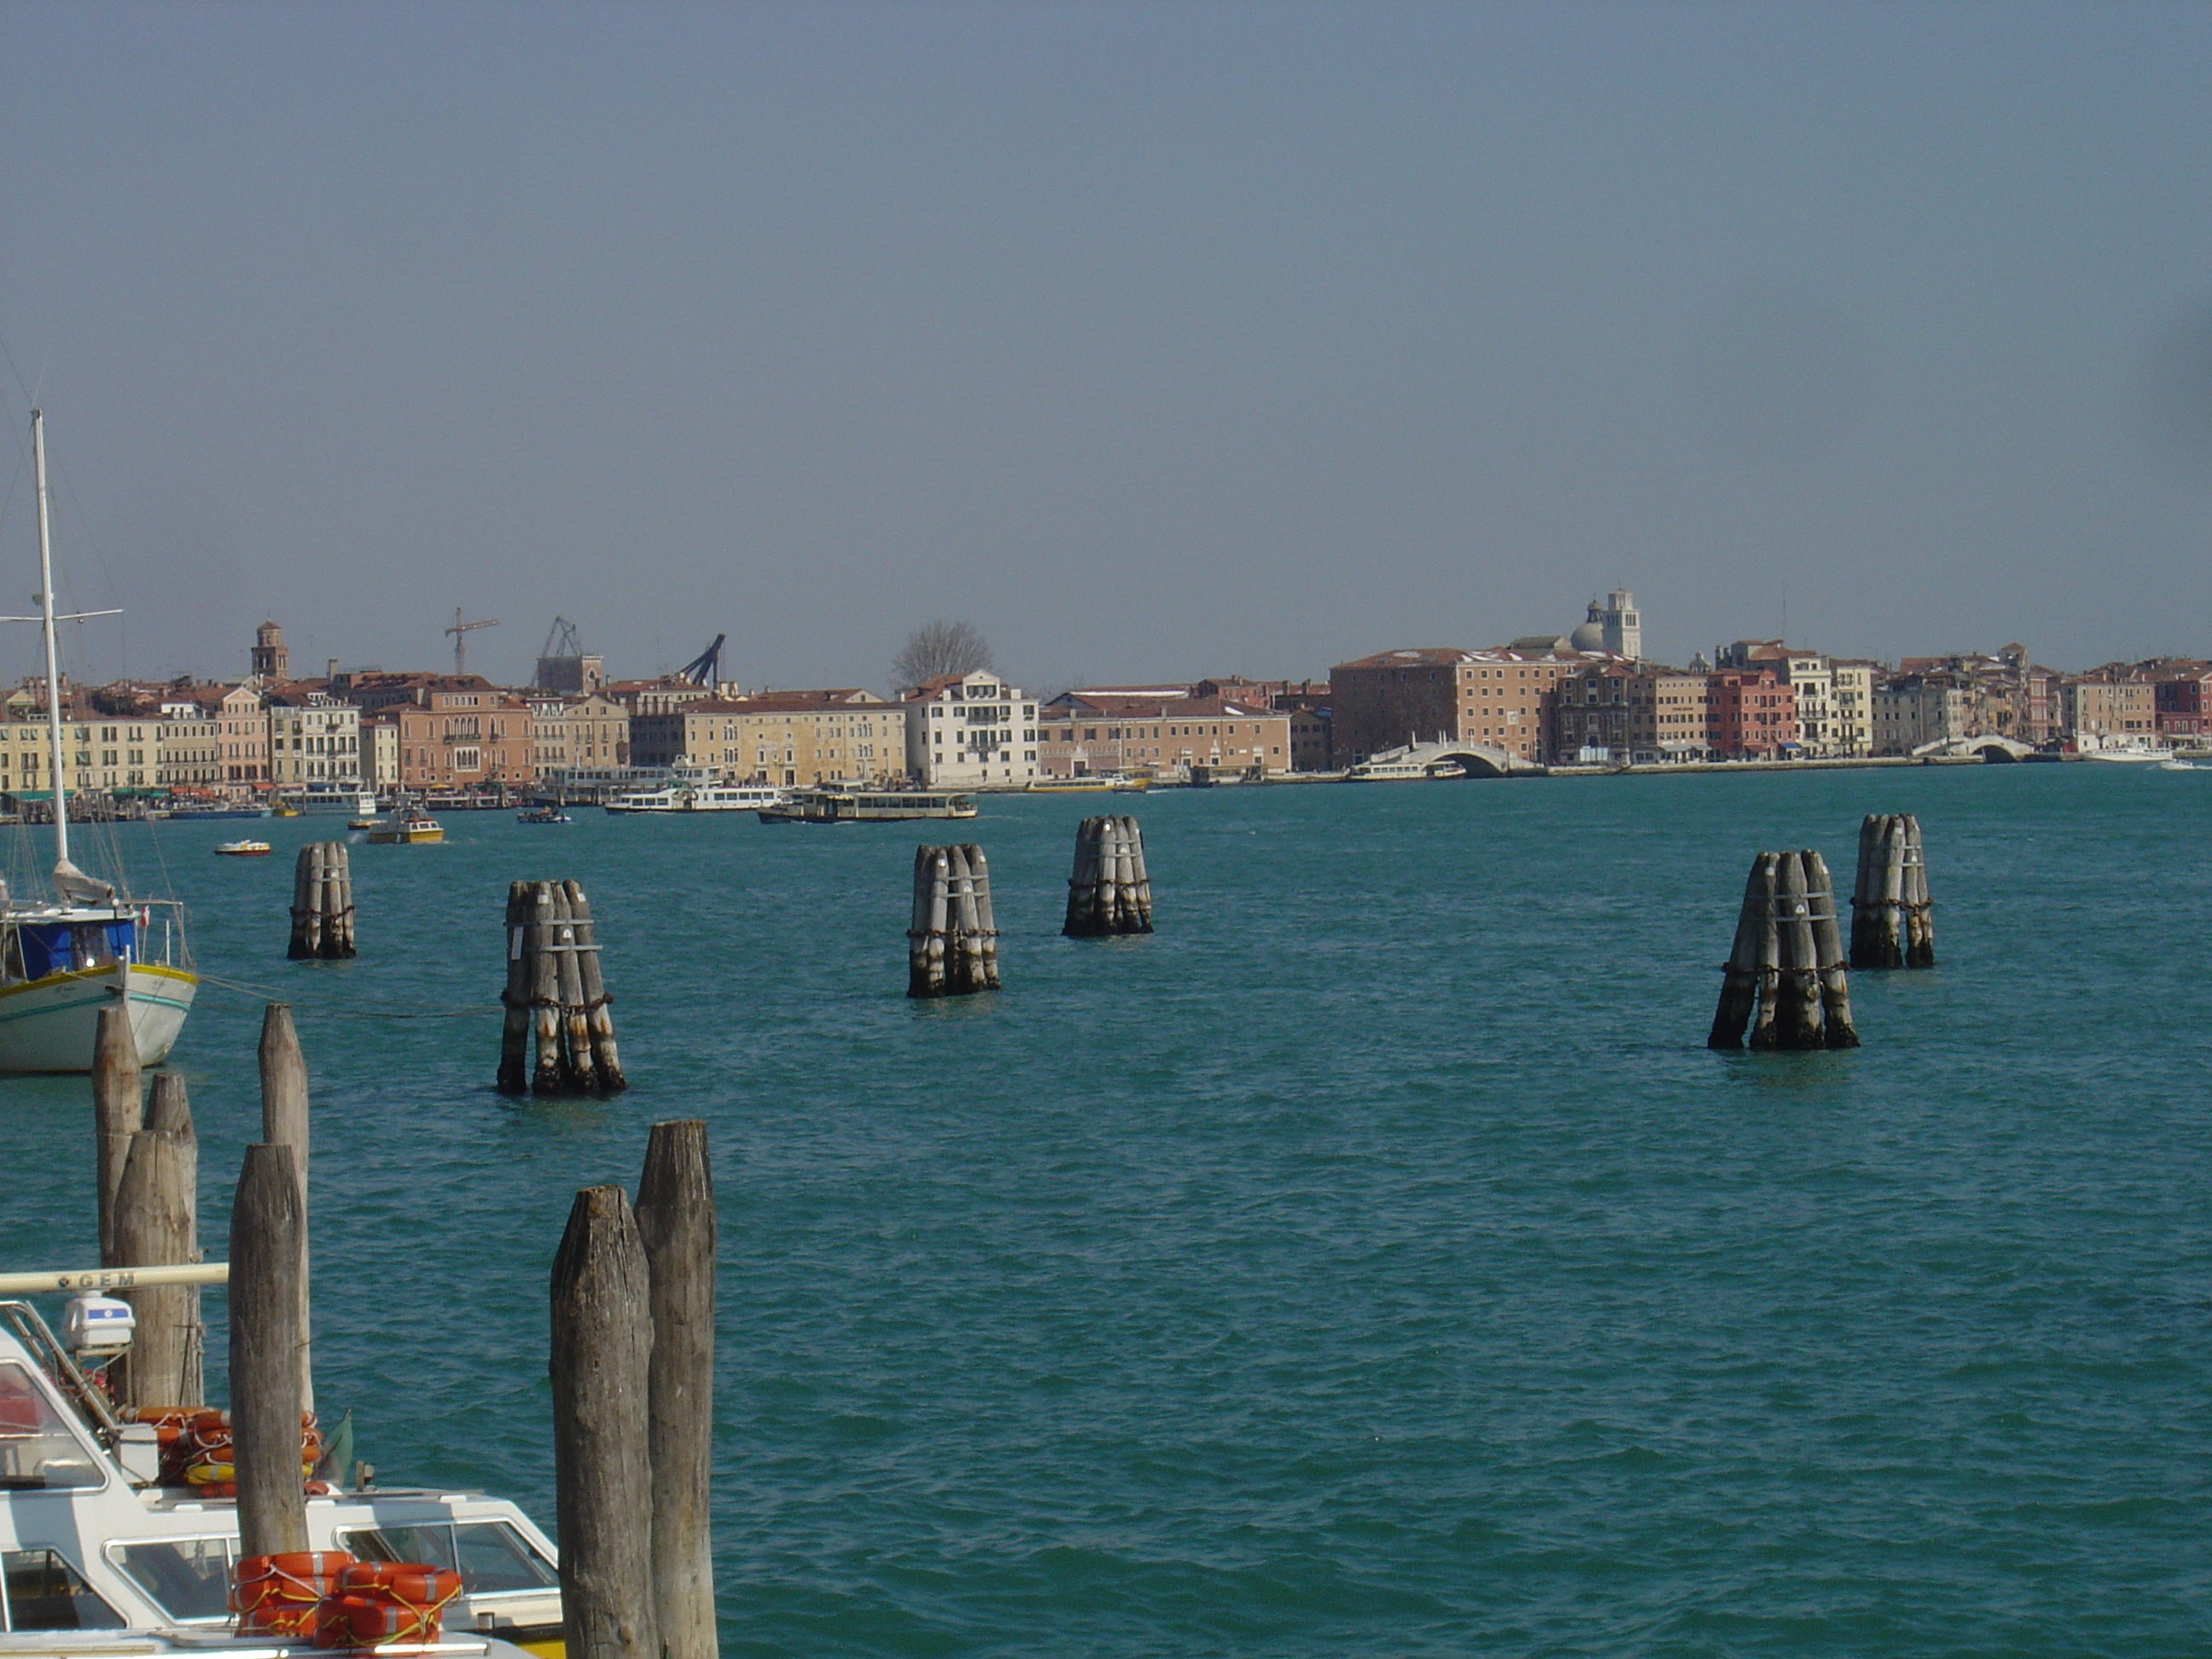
(675, 633, 725, 687)
(445, 608, 498, 678)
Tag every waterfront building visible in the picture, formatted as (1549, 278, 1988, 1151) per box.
(1706, 670, 1797, 759)
(902, 674, 1040, 787)
(1036, 694, 1290, 778)
(0, 691, 159, 797)
(2057, 674, 2157, 747)
(155, 700, 224, 791)
(263, 685, 364, 791)
(1779, 656, 1835, 756)
(631, 690, 903, 787)
(2149, 663, 2212, 742)
(1331, 644, 1588, 767)
(1871, 677, 1973, 754)
(601, 678, 723, 716)
(362, 718, 400, 792)
(526, 693, 632, 779)
(1828, 661, 1877, 756)
(1552, 664, 1714, 762)
(393, 689, 534, 792)
(170, 683, 275, 788)
(330, 671, 503, 716)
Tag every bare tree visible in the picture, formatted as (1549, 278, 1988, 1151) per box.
(891, 620, 993, 694)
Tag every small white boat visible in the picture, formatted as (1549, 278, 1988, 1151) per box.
(2157, 758, 2200, 771)
(211, 840, 271, 858)
(2080, 739, 2169, 763)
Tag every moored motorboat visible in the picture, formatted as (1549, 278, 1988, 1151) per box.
(0, 1273, 561, 1643)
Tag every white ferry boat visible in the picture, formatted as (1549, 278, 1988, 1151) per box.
(758, 789, 977, 824)
(606, 760, 788, 815)
(0, 1281, 560, 1646)
(288, 787, 379, 817)
(0, 413, 197, 1071)
(1344, 755, 1463, 782)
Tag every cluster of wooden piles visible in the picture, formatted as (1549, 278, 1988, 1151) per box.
(550, 1121, 719, 1659)
(93, 1008, 203, 1409)
(287, 842, 356, 959)
(499, 879, 626, 1095)
(1849, 813, 1936, 969)
(1708, 849, 1860, 1051)
(907, 845, 1000, 998)
(1062, 816, 1153, 936)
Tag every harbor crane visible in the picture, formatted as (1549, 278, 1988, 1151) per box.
(675, 633, 725, 686)
(446, 608, 498, 677)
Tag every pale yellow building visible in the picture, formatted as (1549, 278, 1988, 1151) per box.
(0, 698, 159, 798)
(527, 694, 632, 779)
(630, 690, 905, 786)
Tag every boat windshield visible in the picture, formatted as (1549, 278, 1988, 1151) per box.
(3, 920, 131, 984)
(0, 1361, 104, 1489)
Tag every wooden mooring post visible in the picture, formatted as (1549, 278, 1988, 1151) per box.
(907, 844, 1000, 997)
(114, 1072, 201, 1409)
(1848, 813, 1936, 969)
(1063, 815, 1154, 936)
(230, 1142, 308, 1560)
(287, 841, 356, 958)
(92, 1006, 142, 1268)
(259, 1005, 313, 1413)
(498, 879, 626, 1096)
(635, 1121, 717, 1659)
(550, 1185, 659, 1659)
(1709, 849, 1860, 1051)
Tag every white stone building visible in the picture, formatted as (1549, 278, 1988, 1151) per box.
(902, 672, 1041, 787)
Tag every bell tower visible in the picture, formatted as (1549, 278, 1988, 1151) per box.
(252, 620, 288, 680)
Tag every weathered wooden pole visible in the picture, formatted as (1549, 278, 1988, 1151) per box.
(1848, 814, 1878, 966)
(1746, 853, 1784, 1051)
(230, 1143, 307, 1560)
(144, 1073, 202, 1405)
(1062, 818, 1106, 937)
(1901, 816, 1936, 968)
(550, 884, 599, 1093)
(288, 844, 323, 958)
(1802, 848, 1860, 1049)
(257, 1004, 312, 1413)
(1121, 816, 1153, 931)
(635, 1122, 717, 1659)
(965, 845, 1001, 990)
(907, 847, 950, 998)
(529, 883, 568, 1094)
(1708, 852, 1773, 1050)
(550, 1185, 660, 1659)
(318, 841, 355, 958)
(498, 882, 533, 1093)
(92, 1005, 143, 1267)
(1773, 852, 1825, 1049)
(114, 1126, 194, 1409)
(566, 881, 626, 1092)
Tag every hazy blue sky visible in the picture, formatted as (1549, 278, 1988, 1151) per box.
(3, 3, 2209, 693)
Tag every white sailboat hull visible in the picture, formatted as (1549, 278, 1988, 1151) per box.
(0, 961, 197, 1072)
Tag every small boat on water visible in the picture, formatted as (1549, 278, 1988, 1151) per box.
(364, 801, 445, 844)
(759, 788, 977, 824)
(0, 1272, 561, 1643)
(2157, 758, 2200, 771)
(2080, 738, 2169, 763)
(517, 806, 573, 824)
(1026, 775, 1147, 795)
(162, 801, 271, 821)
(288, 786, 380, 817)
(212, 840, 271, 858)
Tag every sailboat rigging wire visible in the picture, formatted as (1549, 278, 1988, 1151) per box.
(189, 969, 492, 1019)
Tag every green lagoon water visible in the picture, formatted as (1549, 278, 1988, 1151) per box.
(0, 764, 2205, 1656)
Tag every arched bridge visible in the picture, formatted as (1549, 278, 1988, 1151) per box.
(1354, 740, 1545, 779)
(1912, 735, 2034, 762)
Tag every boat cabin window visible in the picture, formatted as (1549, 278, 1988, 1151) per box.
(340, 1520, 559, 1593)
(7, 922, 129, 983)
(108, 1536, 233, 1621)
(2, 1548, 123, 1631)
(0, 1363, 104, 1490)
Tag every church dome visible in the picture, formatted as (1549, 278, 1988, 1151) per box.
(1570, 621, 1606, 652)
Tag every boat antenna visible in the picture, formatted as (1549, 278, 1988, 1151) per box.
(4, 412, 119, 900)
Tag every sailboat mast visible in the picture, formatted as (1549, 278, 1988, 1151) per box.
(28, 411, 70, 872)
